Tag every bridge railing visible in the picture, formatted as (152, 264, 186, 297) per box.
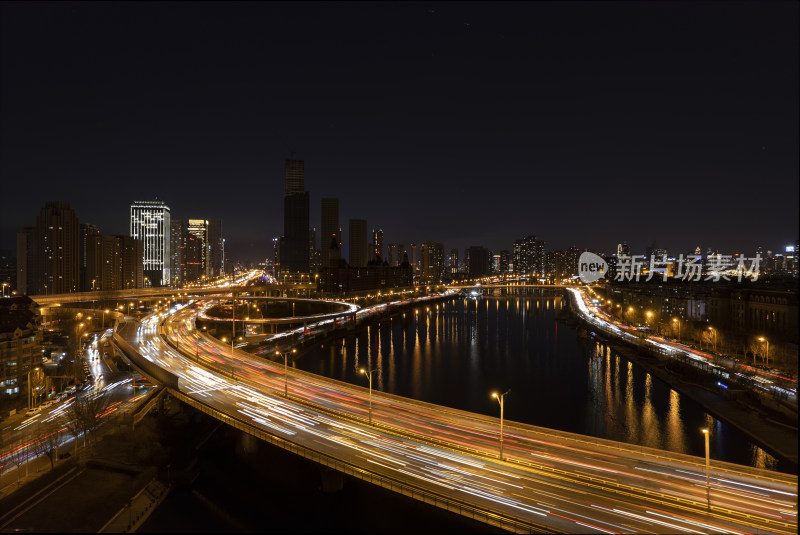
(168, 388, 550, 534)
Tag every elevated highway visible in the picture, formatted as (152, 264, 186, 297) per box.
(111, 294, 797, 534)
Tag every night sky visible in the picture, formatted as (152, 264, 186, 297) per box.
(1, 1, 797, 262)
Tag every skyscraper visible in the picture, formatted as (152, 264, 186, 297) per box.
(321, 198, 339, 269)
(170, 220, 184, 287)
(467, 245, 490, 277)
(283, 192, 310, 274)
(349, 219, 368, 268)
(35, 202, 80, 294)
(284, 158, 305, 195)
(187, 219, 209, 279)
(130, 200, 171, 287)
(208, 218, 223, 277)
(372, 229, 384, 262)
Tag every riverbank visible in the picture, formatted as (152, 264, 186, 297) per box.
(567, 308, 798, 472)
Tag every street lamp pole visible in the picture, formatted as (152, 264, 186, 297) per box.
(702, 428, 711, 510)
(672, 318, 680, 341)
(359, 367, 377, 425)
(492, 389, 510, 460)
(276, 349, 297, 397)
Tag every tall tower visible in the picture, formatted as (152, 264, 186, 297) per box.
(321, 198, 339, 269)
(349, 219, 368, 267)
(282, 158, 309, 274)
(130, 200, 171, 287)
(372, 229, 384, 262)
(35, 202, 80, 294)
(79, 223, 100, 292)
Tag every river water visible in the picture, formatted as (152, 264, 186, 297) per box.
(295, 292, 791, 473)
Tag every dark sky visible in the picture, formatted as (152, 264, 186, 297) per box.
(1, 1, 797, 261)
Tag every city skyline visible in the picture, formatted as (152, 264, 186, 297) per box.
(0, 2, 797, 261)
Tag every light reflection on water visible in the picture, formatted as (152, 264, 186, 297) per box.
(297, 295, 790, 472)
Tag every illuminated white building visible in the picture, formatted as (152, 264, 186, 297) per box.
(130, 200, 171, 286)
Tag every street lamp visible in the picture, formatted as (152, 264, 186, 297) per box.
(707, 327, 717, 353)
(359, 367, 377, 425)
(757, 337, 769, 368)
(276, 349, 297, 397)
(672, 318, 681, 341)
(102, 309, 110, 330)
(491, 389, 510, 460)
(701, 428, 711, 510)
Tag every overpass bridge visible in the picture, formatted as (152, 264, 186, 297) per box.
(111, 297, 797, 534)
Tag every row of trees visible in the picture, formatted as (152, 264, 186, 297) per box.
(1, 390, 109, 487)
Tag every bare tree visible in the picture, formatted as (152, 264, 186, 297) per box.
(66, 388, 110, 449)
(35, 418, 65, 471)
(7, 440, 29, 488)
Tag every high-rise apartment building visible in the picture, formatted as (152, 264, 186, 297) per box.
(320, 198, 340, 269)
(421, 241, 445, 284)
(513, 235, 545, 276)
(79, 223, 100, 291)
(130, 200, 171, 287)
(468, 245, 490, 277)
(388, 244, 397, 266)
(349, 219, 368, 268)
(282, 159, 310, 274)
(35, 201, 80, 294)
(170, 220, 184, 287)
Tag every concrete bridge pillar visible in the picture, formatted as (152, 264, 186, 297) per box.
(319, 466, 343, 493)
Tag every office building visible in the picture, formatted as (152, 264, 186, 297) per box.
(282, 159, 310, 274)
(349, 219, 368, 268)
(284, 158, 305, 195)
(187, 219, 210, 280)
(130, 200, 171, 287)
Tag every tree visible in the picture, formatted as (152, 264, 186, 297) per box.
(35, 418, 65, 471)
(7, 440, 29, 488)
(66, 389, 110, 451)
